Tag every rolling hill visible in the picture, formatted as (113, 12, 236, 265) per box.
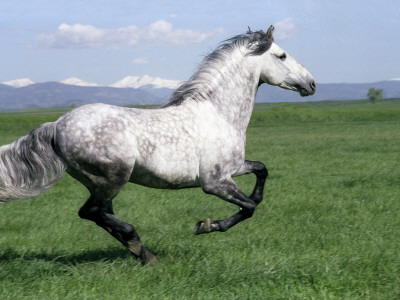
(0, 82, 165, 110)
(1, 78, 400, 110)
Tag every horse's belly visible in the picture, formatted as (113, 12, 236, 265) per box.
(130, 126, 201, 188)
(129, 162, 200, 189)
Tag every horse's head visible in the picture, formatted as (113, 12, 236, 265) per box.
(257, 26, 316, 97)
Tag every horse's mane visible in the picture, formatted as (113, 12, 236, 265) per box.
(163, 29, 273, 107)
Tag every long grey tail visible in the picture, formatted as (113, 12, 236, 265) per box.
(0, 122, 66, 202)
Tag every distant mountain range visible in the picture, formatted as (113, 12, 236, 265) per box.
(1, 76, 400, 110)
(0, 76, 179, 110)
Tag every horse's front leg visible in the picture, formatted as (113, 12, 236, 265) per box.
(239, 160, 268, 204)
(194, 161, 267, 235)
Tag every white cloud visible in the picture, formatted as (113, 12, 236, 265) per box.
(273, 18, 298, 41)
(132, 58, 148, 65)
(34, 20, 223, 49)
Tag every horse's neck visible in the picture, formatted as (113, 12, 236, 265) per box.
(202, 54, 260, 134)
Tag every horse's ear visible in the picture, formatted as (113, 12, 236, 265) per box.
(266, 25, 274, 41)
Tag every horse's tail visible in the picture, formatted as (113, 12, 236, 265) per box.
(0, 122, 66, 202)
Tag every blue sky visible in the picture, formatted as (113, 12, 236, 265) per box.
(1, 0, 399, 85)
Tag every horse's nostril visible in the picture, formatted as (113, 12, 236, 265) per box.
(310, 80, 316, 91)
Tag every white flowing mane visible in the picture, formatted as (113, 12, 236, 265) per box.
(163, 29, 273, 107)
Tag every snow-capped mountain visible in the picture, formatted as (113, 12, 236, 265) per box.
(2, 78, 35, 88)
(110, 75, 180, 89)
(60, 77, 99, 87)
(2, 75, 181, 89)
(0, 75, 179, 110)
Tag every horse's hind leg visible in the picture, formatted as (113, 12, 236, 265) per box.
(78, 190, 157, 265)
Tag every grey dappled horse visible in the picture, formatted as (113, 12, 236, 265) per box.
(0, 26, 315, 265)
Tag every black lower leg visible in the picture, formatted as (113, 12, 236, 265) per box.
(195, 206, 254, 234)
(79, 200, 157, 265)
(99, 212, 157, 265)
(105, 201, 114, 215)
(100, 213, 139, 246)
(195, 179, 257, 234)
(248, 161, 268, 204)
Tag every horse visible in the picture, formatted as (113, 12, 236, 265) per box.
(0, 26, 315, 265)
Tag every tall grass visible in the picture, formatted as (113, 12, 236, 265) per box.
(1, 99, 399, 299)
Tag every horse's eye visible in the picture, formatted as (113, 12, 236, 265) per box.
(278, 53, 287, 60)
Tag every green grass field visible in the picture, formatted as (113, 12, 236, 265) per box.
(1, 99, 399, 299)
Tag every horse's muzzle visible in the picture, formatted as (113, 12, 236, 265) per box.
(299, 80, 316, 97)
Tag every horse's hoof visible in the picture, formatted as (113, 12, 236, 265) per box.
(194, 218, 212, 235)
(128, 241, 158, 266)
(127, 241, 143, 257)
(143, 252, 159, 267)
